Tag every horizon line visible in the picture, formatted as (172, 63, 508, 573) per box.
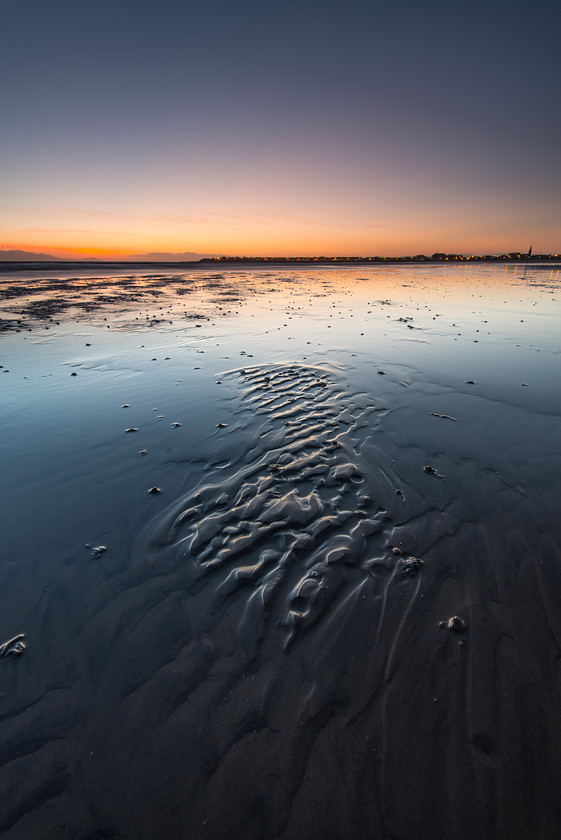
(1, 248, 558, 264)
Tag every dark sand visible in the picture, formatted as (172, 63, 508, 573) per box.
(1, 263, 560, 839)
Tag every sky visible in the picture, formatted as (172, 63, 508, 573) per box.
(1, 0, 560, 259)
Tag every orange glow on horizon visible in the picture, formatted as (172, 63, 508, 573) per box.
(4, 221, 557, 261)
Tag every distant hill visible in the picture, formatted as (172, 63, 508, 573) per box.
(0, 249, 221, 262)
(0, 249, 59, 261)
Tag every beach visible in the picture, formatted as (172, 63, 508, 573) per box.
(1, 262, 560, 839)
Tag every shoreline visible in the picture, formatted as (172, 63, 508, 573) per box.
(1, 256, 560, 273)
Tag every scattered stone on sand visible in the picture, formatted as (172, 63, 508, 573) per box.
(217, 423, 227, 428)
(401, 556, 423, 575)
(395, 488, 405, 498)
(0, 634, 26, 657)
(70, 371, 78, 376)
(139, 449, 148, 455)
(440, 616, 466, 632)
(391, 546, 403, 555)
(87, 545, 107, 560)
(377, 370, 386, 375)
(465, 380, 476, 384)
(171, 421, 181, 428)
(122, 404, 130, 408)
(148, 486, 161, 494)
(423, 465, 438, 475)
(125, 428, 138, 433)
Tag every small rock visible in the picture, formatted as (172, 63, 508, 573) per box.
(139, 449, 148, 455)
(125, 428, 138, 433)
(391, 546, 403, 555)
(423, 465, 438, 475)
(70, 372, 78, 377)
(148, 486, 161, 494)
(401, 556, 423, 575)
(440, 616, 466, 632)
(171, 421, 181, 428)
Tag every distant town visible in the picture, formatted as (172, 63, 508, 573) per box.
(201, 249, 558, 265)
(0, 248, 559, 265)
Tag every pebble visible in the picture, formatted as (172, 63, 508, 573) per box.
(440, 616, 466, 632)
(148, 486, 161, 494)
(401, 556, 423, 575)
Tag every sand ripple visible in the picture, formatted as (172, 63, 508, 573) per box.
(146, 363, 398, 644)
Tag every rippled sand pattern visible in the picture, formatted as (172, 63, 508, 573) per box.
(147, 363, 396, 645)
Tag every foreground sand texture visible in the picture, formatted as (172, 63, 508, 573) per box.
(1, 263, 561, 839)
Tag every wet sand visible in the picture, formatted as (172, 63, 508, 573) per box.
(1, 263, 561, 839)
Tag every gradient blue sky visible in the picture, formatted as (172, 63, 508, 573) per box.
(2, 0, 560, 257)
